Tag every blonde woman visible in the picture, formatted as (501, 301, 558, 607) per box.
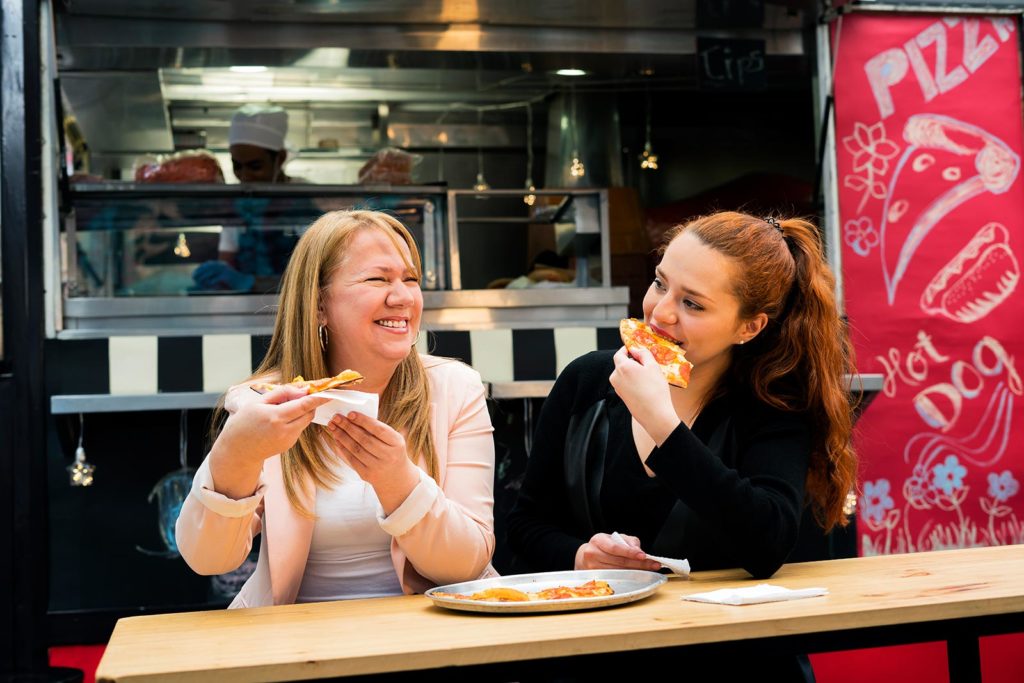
(176, 210, 496, 607)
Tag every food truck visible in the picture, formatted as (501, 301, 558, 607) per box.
(2, 0, 1021, 680)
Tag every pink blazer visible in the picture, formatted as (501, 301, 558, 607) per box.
(175, 356, 496, 608)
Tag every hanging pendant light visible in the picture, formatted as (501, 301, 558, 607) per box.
(524, 103, 536, 206)
(473, 108, 490, 191)
(569, 86, 585, 179)
(173, 232, 191, 258)
(640, 90, 659, 171)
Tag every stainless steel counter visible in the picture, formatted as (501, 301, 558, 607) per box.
(59, 287, 631, 338)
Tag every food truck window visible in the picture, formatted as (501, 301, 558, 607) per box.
(65, 188, 443, 297)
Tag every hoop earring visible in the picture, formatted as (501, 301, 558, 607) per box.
(318, 324, 329, 352)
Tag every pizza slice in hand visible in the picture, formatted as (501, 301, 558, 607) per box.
(619, 318, 693, 388)
(253, 369, 364, 395)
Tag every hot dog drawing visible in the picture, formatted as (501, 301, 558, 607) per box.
(920, 222, 1019, 323)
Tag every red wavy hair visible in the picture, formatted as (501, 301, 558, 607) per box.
(663, 211, 857, 531)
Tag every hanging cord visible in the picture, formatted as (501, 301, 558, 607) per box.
(571, 85, 579, 158)
(179, 409, 188, 470)
(569, 85, 585, 178)
(526, 102, 535, 185)
(640, 88, 659, 171)
(645, 88, 653, 146)
(435, 109, 449, 181)
(137, 409, 194, 558)
(473, 107, 490, 191)
(523, 398, 534, 459)
(476, 108, 485, 180)
(524, 103, 537, 205)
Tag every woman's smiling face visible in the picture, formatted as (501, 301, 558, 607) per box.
(319, 227, 423, 384)
(642, 230, 756, 382)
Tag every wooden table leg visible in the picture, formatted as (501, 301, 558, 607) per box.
(947, 635, 981, 683)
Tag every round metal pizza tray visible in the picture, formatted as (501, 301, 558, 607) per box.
(425, 570, 667, 614)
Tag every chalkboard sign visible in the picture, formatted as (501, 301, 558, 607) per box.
(697, 0, 764, 29)
(697, 38, 766, 91)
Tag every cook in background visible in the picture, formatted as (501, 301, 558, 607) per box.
(176, 210, 496, 607)
(192, 105, 311, 293)
(506, 211, 857, 681)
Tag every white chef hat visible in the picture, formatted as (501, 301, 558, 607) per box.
(228, 105, 288, 151)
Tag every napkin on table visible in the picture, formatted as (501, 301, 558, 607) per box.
(610, 531, 691, 577)
(682, 583, 828, 605)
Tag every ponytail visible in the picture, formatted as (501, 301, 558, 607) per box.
(674, 212, 857, 531)
(768, 220, 857, 531)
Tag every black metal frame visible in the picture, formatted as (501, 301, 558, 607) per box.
(1, 0, 48, 676)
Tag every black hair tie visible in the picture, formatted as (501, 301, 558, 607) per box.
(764, 216, 783, 234)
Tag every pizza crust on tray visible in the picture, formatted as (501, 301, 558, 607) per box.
(433, 580, 615, 603)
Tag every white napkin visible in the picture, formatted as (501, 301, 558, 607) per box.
(682, 583, 828, 605)
(312, 390, 379, 426)
(610, 531, 691, 577)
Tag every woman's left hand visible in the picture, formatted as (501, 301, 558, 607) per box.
(326, 412, 421, 514)
(610, 345, 680, 444)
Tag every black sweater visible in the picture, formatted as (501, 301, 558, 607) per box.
(506, 350, 813, 579)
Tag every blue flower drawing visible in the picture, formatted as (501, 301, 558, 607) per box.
(987, 470, 1020, 503)
(862, 479, 895, 524)
(932, 455, 967, 496)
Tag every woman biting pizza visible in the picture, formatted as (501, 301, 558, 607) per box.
(176, 210, 496, 607)
(507, 211, 857, 678)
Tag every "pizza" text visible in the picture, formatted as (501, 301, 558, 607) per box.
(864, 17, 1015, 120)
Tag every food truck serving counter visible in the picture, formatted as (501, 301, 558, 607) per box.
(48, 184, 630, 410)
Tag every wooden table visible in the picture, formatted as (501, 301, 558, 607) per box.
(96, 545, 1024, 683)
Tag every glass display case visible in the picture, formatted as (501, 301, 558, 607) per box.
(447, 188, 609, 290)
(55, 184, 623, 338)
(65, 183, 446, 299)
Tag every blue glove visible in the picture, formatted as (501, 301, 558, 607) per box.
(192, 261, 255, 292)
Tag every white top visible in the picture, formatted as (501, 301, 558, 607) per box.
(295, 459, 403, 602)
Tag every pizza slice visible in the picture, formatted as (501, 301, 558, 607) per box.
(619, 318, 693, 388)
(533, 580, 615, 600)
(433, 580, 615, 602)
(433, 587, 531, 602)
(254, 369, 364, 395)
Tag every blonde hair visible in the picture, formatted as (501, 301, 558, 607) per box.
(212, 210, 436, 517)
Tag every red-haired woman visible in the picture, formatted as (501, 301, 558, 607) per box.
(507, 211, 856, 679)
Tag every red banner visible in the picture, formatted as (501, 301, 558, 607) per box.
(833, 14, 1024, 555)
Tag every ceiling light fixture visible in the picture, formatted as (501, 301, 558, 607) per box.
(228, 66, 268, 73)
(556, 68, 587, 77)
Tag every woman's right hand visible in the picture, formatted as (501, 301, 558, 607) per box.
(574, 533, 662, 571)
(209, 386, 329, 499)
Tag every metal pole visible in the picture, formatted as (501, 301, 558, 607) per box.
(816, 17, 845, 315)
(1, 0, 49, 675)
